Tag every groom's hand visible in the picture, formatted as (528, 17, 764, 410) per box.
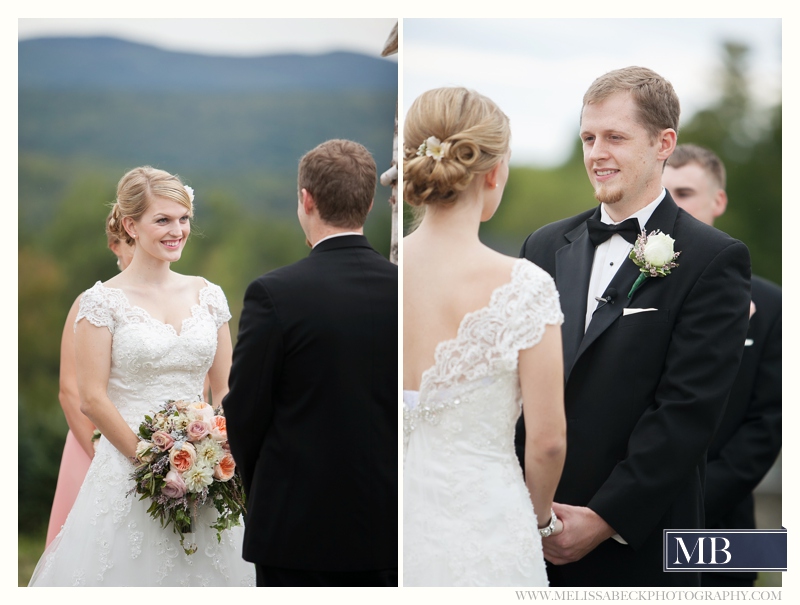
(542, 502, 616, 565)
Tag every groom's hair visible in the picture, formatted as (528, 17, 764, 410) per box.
(667, 144, 727, 190)
(298, 139, 376, 228)
(582, 66, 681, 141)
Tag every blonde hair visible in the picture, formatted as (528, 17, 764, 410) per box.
(582, 66, 680, 140)
(403, 87, 510, 207)
(105, 208, 120, 248)
(107, 166, 193, 245)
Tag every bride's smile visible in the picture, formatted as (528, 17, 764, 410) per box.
(127, 197, 191, 263)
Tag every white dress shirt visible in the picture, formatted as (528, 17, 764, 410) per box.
(312, 231, 363, 248)
(584, 189, 666, 332)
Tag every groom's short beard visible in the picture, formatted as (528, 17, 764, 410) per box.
(594, 185, 624, 205)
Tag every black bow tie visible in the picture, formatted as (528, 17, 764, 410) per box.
(586, 217, 641, 246)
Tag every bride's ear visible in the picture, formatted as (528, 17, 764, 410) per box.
(484, 162, 502, 189)
(122, 216, 137, 240)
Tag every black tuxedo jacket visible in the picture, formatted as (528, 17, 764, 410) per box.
(223, 235, 398, 572)
(518, 193, 751, 587)
(703, 274, 781, 582)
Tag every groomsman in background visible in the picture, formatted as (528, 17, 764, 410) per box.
(663, 144, 782, 588)
(224, 139, 398, 587)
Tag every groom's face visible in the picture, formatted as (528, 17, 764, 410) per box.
(580, 92, 665, 208)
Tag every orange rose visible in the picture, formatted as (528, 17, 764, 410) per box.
(209, 416, 228, 442)
(169, 442, 197, 473)
(213, 453, 236, 482)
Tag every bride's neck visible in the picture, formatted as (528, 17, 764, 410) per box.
(413, 194, 483, 246)
(123, 254, 176, 287)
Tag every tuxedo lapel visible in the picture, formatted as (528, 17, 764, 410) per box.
(556, 215, 597, 379)
(573, 193, 681, 370)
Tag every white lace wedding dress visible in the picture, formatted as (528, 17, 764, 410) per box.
(29, 279, 255, 587)
(403, 259, 563, 587)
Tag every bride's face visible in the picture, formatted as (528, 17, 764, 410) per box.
(128, 196, 191, 264)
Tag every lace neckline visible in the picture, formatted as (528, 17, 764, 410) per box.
(416, 258, 528, 397)
(94, 279, 211, 337)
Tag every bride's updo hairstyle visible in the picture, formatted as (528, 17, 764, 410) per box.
(404, 87, 510, 207)
(107, 166, 194, 245)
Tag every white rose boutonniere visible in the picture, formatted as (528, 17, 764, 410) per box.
(628, 230, 681, 298)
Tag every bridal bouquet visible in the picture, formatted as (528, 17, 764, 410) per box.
(128, 399, 246, 555)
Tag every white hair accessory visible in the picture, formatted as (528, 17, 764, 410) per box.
(416, 136, 448, 161)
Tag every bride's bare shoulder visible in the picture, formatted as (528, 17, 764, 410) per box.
(170, 273, 207, 291)
(479, 249, 522, 276)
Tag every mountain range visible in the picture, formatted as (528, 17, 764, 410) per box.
(19, 36, 397, 92)
(19, 37, 398, 230)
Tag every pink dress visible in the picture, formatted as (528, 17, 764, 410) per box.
(45, 430, 92, 546)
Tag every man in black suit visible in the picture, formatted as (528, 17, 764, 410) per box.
(663, 144, 781, 588)
(223, 139, 398, 587)
(518, 67, 751, 586)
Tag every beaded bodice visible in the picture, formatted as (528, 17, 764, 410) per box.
(403, 259, 563, 453)
(76, 280, 231, 426)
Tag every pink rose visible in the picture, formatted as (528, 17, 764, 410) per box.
(213, 453, 236, 482)
(209, 416, 228, 442)
(173, 400, 192, 411)
(161, 469, 187, 499)
(186, 420, 211, 442)
(169, 442, 197, 472)
(151, 430, 175, 452)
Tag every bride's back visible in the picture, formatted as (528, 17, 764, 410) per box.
(403, 237, 518, 391)
(402, 87, 514, 391)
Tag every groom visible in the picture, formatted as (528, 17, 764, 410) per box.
(518, 67, 751, 586)
(224, 139, 398, 587)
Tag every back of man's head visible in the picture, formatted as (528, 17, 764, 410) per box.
(298, 139, 377, 229)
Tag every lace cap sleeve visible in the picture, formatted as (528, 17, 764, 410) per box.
(506, 260, 564, 352)
(200, 281, 232, 330)
(75, 282, 119, 333)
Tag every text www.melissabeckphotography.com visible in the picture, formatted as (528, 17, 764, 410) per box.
(515, 590, 782, 601)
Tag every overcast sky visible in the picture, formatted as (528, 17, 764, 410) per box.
(403, 19, 781, 167)
(18, 18, 398, 58)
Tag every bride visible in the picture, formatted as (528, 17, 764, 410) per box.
(403, 87, 567, 587)
(29, 166, 255, 586)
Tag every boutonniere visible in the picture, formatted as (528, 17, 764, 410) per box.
(628, 230, 681, 298)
